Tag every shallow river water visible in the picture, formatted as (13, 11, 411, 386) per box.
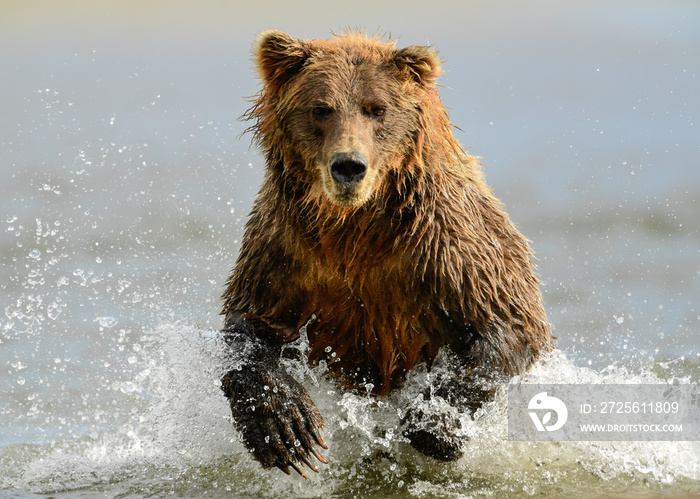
(1, 1, 699, 497)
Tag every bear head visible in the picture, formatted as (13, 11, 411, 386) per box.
(248, 30, 445, 210)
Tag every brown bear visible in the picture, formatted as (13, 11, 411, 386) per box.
(220, 29, 552, 477)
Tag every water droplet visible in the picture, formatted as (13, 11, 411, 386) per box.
(47, 302, 64, 320)
(11, 361, 27, 371)
(28, 249, 41, 260)
(119, 382, 136, 394)
(95, 316, 118, 328)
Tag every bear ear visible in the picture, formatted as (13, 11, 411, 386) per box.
(394, 45, 442, 85)
(254, 30, 310, 88)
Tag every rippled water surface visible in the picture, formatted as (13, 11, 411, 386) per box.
(2, 1, 699, 497)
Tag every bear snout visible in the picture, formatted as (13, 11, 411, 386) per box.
(329, 151, 368, 186)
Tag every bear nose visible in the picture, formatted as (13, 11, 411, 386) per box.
(330, 152, 368, 186)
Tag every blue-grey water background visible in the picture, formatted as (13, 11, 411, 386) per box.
(1, 1, 699, 497)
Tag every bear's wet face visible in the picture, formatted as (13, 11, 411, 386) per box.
(300, 64, 395, 207)
(252, 30, 443, 209)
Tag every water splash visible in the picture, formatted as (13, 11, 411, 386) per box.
(1, 325, 698, 498)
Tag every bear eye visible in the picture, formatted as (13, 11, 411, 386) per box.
(369, 106, 386, 120)
(312, 105, 333, 119)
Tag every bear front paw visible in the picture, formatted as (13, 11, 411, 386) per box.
(401, 407, 466, 461)
(222, 366, 327, 477)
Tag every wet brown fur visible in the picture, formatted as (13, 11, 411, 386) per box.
(222, 30, 552, 397)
